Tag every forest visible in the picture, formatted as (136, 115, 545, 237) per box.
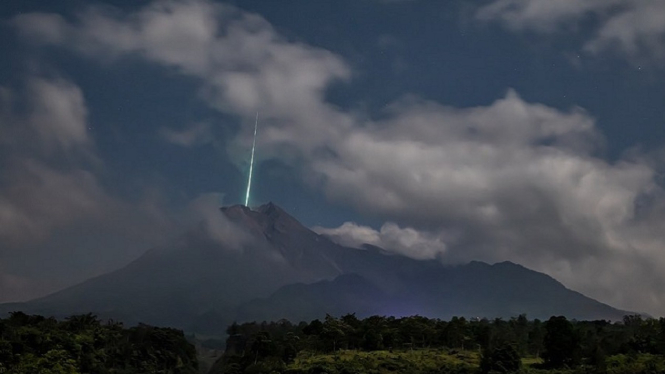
(4, 311, 665, 374)
(210, 314, 665, 374)
(0, 312, 198, 374)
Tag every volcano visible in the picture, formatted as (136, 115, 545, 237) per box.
(1, 203, 629, 333)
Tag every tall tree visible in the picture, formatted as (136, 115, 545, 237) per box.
(543, 316, 581, 368)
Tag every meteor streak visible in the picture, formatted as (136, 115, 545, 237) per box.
(245, 112, 259, 207)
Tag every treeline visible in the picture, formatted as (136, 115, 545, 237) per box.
(0, 312, 198, 374)
(213, 314, 665, 374)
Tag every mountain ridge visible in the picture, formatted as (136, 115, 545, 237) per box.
(0, 202, 631, 333)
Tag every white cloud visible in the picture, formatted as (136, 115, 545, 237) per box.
(0, 78, 102, 246)
(585, 2, 665, 61)
(12, 0, 665, 315)
(0, 78, 91, 156)
(185, 193, 253, 250)
(314, 221, 447, 260)
(307, 90, 663, 314)
(475, 0, 623, 32)
(27, 78, 91, 152)
(476, 0, 665, 64)
(12, 0, 353, 166)
(305, 91, 664, 312)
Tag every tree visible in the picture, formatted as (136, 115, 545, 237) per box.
(249, 331, 275, 364)
(341, 313, 362, 349)
(527, 319, 544, 357)
(321, 315, 349, 352)
(543, 316, 581, 368)
(480, 344, 522, 374)
(281, 332, 300, 363)
(303, 319, 323, 336)
(444, 316, 468, 349)
(0, 313, 198, 374)
(510, 314, 529, 355)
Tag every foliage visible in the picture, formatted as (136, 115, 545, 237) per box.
(543, 316, 581, 368)
(0, 312, 198, 374)
(480, 344, 521, 373)
(210, 313, 665, 374)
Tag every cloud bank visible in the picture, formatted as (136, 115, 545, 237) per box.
(10, 0, 665, 315)
(314, 222, 448, 260)
(476, 0, 665, 64)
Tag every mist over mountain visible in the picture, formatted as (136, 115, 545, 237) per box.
(0, 203, 629, 333)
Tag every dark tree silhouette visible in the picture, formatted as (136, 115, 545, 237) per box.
(543, 316, 581, 368)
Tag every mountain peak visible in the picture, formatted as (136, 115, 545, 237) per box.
(219, 202, 336, 272)
(221, 202, 309, 238)
(220, 204, 251, 215)
(257, 202, 301, 228)
(257, 201, 286, 218)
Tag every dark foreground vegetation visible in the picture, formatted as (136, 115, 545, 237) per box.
(0, 312, 198, 374)
(211, 314, 665, 374)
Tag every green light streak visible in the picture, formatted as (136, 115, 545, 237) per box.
(245, 112, 259, 207)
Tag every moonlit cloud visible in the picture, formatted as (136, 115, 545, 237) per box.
(12, 0, 352, 153)
(9, 0, 665, 316)
(0, 78, 100, 245)
(314, 222, 447, 260)
(585, 2, 665, 61)
(476, 0, 665, 64)
(186, 193, 254, 250)
(304, 92, 664, 313)
(0, 78, 92, 157)
(476, 0, 624, 32)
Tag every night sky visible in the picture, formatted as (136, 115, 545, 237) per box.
(1, 0, 665, 316)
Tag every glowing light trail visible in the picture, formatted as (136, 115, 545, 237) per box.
(245, 112, 259, 207)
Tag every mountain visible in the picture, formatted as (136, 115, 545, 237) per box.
(236, 273, 391, 323)
(0, 203, 630, 333)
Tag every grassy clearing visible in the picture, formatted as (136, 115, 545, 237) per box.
(522, 356, 544, 367)
(288, 348, 479, 373)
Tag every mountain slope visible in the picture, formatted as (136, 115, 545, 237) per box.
(235, 273, 391, 322)
(0, 203, 630, 332)
(235, 259, 628, 323)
